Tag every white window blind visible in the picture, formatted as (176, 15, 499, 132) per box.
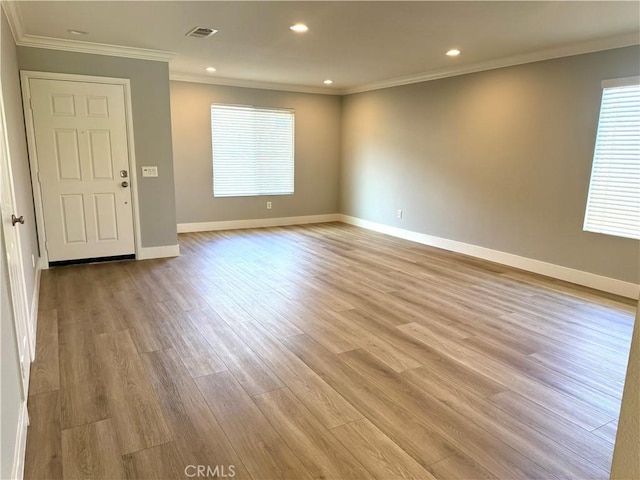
(211, 104, 294, 197)
(584, 79, 640, 240)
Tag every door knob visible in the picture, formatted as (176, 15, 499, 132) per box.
(120, 170, 128, 178)
(11, 214, 24, 226)
(121, 181, 129, 188)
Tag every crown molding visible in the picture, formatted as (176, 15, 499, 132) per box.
(172, 32, 639, 96)
(1, 1, 25, 42)
(2, 1, 174, 62)
(169, 72, 338, 95)
(4, 0, 638, 91)
(15, 34, 175, 62)
(344, 32, 640, 95)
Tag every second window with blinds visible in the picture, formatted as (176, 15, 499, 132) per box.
(211, 104, 295, 197)
(583, 77, 640, 240)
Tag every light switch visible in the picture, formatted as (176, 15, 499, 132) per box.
(142, 166, 158, 177)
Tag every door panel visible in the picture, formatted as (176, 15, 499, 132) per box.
(93, 193, 119, 241)
(86, 96, 109, 117)
(54, 129, 82, 180)
(60, 194, 87, 244)
(88, 130, 114, 180)
(51, 93, 75, 116)
(30, 79, 135, 261)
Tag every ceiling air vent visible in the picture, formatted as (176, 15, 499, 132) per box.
(186, 26, 218, 38)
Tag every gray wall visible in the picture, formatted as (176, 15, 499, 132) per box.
(341, 46, 640, 284)
(1, 10, 38, 317)
(170, 81, 341, 224)
(612, 302, 640, 479)
(17, 47, 178, 248)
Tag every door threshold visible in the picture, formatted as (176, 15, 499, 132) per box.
(49, 254, 135, 268)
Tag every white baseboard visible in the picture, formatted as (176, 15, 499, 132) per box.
(28, 260, 43, 360)
(137, 244, 180, 260)
(12, 401, 28, 480)
(339, 215, 640, 299)
(177, 214, 341, 233)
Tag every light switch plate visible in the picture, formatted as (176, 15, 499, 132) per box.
(142, 166, 158, 177)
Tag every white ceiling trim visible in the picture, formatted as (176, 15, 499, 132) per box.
(171, 31, 639, 96)
(1, 0, 25, 42)
(4, 0, 638, 93)
(14, 35, 175, 62)
(169, 72, 337, 95)
(2, 1, 174, 62)
(344, 32, 640, 95)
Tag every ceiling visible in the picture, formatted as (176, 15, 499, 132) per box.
(7, 1, 640, 94)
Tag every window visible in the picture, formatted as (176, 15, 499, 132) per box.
(211, 104, 294, 197)
(584, 77, 640, 240)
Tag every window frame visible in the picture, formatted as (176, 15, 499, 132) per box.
(211, 103, 295, 198)
(583, 76, 640, 241)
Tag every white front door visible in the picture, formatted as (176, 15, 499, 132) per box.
(29, 79, 135, 262)
(0, 83, 31, 398)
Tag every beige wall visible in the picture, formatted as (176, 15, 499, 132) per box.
(341, 46, 640, 284)
(17, 47, 178, 248)
(611, 303, 640, 479)
(170, 81, 341, 224)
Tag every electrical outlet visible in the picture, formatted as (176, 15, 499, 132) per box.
(397, 209, 403, 219)
(267, 201, 272, 210)
(141, 166, 158, 177)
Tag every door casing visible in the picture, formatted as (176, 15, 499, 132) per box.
(21, 71, 142, 268)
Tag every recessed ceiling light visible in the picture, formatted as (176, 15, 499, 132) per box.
(446, 49, 461, 57)
(290, 23, 309, 33)
(68, 29, 87, 36)
(205, 67, 217, 73)
(323, 79, 333, 85)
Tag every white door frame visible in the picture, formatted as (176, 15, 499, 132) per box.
(21, 71, 142, 268)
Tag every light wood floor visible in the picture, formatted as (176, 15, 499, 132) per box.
(25, 223, 636, 480)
